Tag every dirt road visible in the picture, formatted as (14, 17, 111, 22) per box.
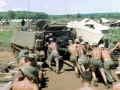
(42, 60, 118, 90)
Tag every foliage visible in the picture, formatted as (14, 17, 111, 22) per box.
(103, 28, 120, 48)
(0, 11, 48, 20)
(0, 11, 120, 20)
(0, 30, 13, 50)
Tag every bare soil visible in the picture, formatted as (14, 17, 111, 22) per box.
(0, 51, 16, 64)
(42, 64, 118, 90)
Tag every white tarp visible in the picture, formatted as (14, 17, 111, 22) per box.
(66, 18, 110, 45)
(100, 18, 110, 23)
(79, 18, 110, 31)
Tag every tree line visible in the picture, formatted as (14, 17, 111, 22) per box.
(0, 11, 120, 20)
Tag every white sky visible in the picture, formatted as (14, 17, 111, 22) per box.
(0, 0, 120, 15)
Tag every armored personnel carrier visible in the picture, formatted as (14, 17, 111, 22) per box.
(11, 19, 76, 59)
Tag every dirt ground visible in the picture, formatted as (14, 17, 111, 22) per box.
(42, 62, 118, 90)
(0, 51, 16, 64)
(0, 51, 119, 90)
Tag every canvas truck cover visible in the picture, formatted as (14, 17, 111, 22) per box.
(11, 31, 36, 47)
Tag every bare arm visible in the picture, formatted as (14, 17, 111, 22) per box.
(18, 60, 23, 71)
(82, 45, 87, 54)
(110, 43, 119, 52)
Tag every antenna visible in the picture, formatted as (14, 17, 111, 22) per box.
(27, 0, 30, 19)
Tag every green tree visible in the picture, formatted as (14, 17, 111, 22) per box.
(7, 11, 16, 19)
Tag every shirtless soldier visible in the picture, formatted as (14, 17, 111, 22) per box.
(91, 42, 110, 89)
(99, 44, 116, 84)
(77, 41, 88, 72)
(78, 71, 97, 90)
(68, 39, 79, 78)
(110, 39, 120, 66)
(48, 38, 59, 73)
(8, 65, 39, 90)
(17, 54, 43, 86)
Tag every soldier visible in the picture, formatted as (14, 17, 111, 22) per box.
(21, 19, 26, 26)
(68, 39, 79, 78)
(77, 41, 88, 72)
(78, 71, 97, 90)
(113, 67, 120, 90)
(17, 46, 29, 63)
(110, 39, 120, 66)
(90, 42, 110, 89)
(99, 44, 116, 84)
(34, 47, 45, 71)
(110, 39, 120, 52)
(18, 54, 43, 86)
(77, 36, 83, 43)
(8, 65, 39, 90)
(48, 38, 59, 74)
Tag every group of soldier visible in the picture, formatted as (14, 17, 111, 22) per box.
(45, 33, 120, 89)
(6, 33, 120, 90)
(7, 45, 44, 90)
(67, 37, 120, 90)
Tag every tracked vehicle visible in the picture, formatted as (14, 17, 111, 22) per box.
(11, 20, 76, 59)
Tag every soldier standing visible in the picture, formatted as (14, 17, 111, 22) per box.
(48, 38, 59, 74)
(77, 41, 88, 72)
(68, 39, 79, 78)
(99, 44, 116, 84)
(90, 42, 110, 89)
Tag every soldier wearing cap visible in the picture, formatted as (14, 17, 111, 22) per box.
(48, 38, 60, 74)
(8, 65, 39, 90)
(77, 41, 88, 73)
(99, 44, 116, 84)
(77, 36, 83, 43)
(91, 42, 110, 89)
(68, 39, 79, 78)
(113, 67, 120, 90)
(18, 54, 43, 86)
(17, 46, 29, 63)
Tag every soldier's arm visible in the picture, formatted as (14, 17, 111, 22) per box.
(18, 60, 23, 71)
(82, 45, 87, 53)
(110, 42, 119, 53)
(68, 46, 71, 53)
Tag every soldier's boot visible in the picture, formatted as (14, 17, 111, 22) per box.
(105, 82, 110, 89)
(49, 67, 53, 71)
(56, 69, 60, 74)
(75, 73, 80, 78)
(94, 80, 98, 86)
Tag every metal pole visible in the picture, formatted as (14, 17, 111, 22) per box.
(28, 0, 29, 12)
(27, 0, 29, 19)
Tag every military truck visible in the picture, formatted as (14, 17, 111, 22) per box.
(11, 20, 76, 60)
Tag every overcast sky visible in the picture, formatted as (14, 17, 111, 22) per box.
(0, 0, 120, 15)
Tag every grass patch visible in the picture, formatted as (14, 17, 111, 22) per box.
(0, 30, 13, 51)
(103, 28, 120, 48)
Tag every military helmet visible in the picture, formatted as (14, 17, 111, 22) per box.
(80, 41, 85, 45)
(68, 40, 73, 43)
(92, 42, 97, 46)
(29, 45, 34, 50)
(74, 39, 79, 43)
